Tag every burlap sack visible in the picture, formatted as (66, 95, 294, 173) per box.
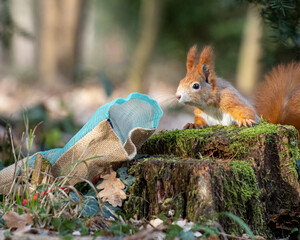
(0, 93, 163, 194)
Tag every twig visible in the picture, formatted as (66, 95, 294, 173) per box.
(8, 126, 19, 194)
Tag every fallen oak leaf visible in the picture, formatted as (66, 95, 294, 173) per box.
(96, 171, 126, 207)
(3, 210, 33, 231)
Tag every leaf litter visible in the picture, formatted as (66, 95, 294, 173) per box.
(97, 170, 127, 207)
(3, 210, 33, 231)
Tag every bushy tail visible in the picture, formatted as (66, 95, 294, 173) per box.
(254, 62, 300, 132)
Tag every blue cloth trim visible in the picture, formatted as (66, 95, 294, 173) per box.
(27, 93, 163, 167)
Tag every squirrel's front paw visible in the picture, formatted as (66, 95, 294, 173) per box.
(237, 119, 255, 127)
(183, 123, 204, 129)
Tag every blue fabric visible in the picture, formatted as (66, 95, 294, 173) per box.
(28, 93, 163, 167)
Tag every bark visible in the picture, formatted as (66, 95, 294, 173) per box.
(124, 123, 300, 238)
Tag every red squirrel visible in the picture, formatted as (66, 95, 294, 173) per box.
(176, 45, 300, 132)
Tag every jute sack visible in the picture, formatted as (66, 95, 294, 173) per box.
(0, 93, 163, 194)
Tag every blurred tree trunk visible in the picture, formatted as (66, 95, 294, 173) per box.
(236, 6, 262, 96)
(36, 0, 88, 88)
(36, 0, 57, 87)
(127, 0, 162, 93)
(73, 0, 89, 78)
(0, 0, 13, 67)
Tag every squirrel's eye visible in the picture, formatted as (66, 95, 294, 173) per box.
(192, 83, 200, 89)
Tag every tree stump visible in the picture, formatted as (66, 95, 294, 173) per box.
(123, 122, 300, 237)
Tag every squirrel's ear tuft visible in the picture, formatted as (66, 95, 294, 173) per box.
(186, 45, 197, 72)
(198, 46, 215, 77)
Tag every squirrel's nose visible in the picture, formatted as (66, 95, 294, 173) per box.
(176, 94, 181, 100)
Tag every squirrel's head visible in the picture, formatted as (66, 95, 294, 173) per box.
(176, 45, 217, 108)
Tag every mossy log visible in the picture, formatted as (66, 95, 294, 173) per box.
(123, 122, 300, 237)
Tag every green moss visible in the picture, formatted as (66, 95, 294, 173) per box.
(233, 121, 280, 138)
(123, 161, 146, 218)
(161, 195, 186, 218)
(225, 161, 259, 208)
(42, 157, 52, 168)
(144, 128, 214, 157)
(185, 182, 213, 223)
(142, 121, 297, 161)
(279, 140, 300, 181)
(161, 197, 173, 208)
(288, 145, 300, 178)
(141, 125, 231, 156)
(217, 160, 264, 235)
(124, 157, 193, 219)
(227, 122, 282, 158)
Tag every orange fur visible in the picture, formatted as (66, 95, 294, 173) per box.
(176, 44, 257, 129)
(198, 46, 215, 76)
(183, 108, 208, 129)
(194, 108, 208, 126)
(255, 62, 300, 132)
(186, 45, 197, 71)
(220, 89, 256, 126)
(198, 46, 216, 90)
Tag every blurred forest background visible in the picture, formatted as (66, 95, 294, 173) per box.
(0, 0, 299, 161)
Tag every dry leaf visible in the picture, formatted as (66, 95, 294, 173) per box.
(149, 218, 164, 228)
(3, 210, 33, 231)
(96, 171, 126, 207)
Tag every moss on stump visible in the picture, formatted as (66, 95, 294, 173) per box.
(123, 122, 300, 238)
